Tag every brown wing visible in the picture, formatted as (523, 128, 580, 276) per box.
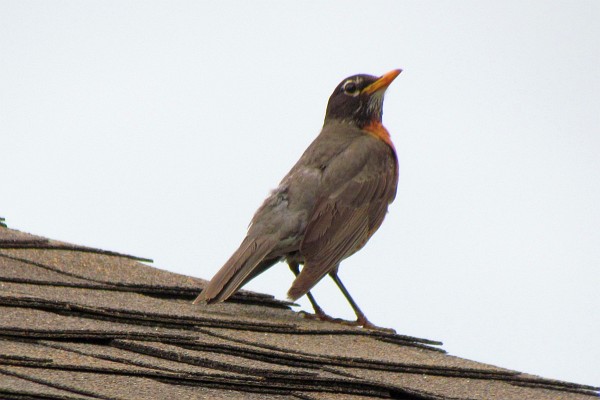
(287, 139, 398, 300)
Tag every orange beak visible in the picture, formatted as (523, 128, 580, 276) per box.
(362, 69, 402, 95)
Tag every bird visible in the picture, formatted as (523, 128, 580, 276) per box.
(194, 69, 401, 329)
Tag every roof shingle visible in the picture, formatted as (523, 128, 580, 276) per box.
(0, 223, 597, 399)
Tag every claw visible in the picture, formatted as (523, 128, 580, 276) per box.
(298, 310, 342, 323)
(299, 310, 395, 333)
(358, 318, 397, 333)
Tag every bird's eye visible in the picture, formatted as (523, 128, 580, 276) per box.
(342, 81, 359, 96)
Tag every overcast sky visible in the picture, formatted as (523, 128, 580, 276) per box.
(2, 0, 599, 387)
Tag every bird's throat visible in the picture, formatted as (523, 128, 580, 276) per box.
(363, 121, 395, 151)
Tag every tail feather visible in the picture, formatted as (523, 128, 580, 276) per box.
(194, 236, 276, 304)
(287, 261, 331, 301)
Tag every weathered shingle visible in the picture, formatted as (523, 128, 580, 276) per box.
(0, 223, 597, 399)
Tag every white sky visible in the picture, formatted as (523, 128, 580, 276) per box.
(2, 0, 599, 387)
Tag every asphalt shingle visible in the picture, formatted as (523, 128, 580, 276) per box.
(0, 224, 597, 399)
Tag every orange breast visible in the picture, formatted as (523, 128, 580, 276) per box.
(363, 121, 395, 152)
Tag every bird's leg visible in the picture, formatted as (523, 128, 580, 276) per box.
(329, 270, 395, 333)
(328, 270, 369, 325)
(288, 261, 335, 321)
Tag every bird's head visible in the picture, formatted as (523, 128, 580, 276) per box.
(324, 69, 401, 127)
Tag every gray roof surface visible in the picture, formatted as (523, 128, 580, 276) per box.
(0, 222, 597, 399)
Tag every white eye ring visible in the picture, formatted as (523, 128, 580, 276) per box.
(342, 80, 360, 96)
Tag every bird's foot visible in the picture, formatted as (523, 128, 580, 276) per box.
(299, 311, 396, 333)
(355, 315, 397, 333)
(298, 309, 345, 324)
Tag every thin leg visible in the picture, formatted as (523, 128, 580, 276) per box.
(288, 261, 331, 320)
(329, 271, 394, 332)
(328, 271, 369, 325)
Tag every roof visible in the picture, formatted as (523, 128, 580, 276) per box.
(0, 220, 597, 400)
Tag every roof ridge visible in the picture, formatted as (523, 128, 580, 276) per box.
(0, 225, 151, 262)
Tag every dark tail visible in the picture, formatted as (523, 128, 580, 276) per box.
(193, 236, 277, 304)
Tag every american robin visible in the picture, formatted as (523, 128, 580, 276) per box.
(194, 69, 401, 329)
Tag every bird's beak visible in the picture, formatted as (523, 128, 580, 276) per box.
(362, 69, 402, 95)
